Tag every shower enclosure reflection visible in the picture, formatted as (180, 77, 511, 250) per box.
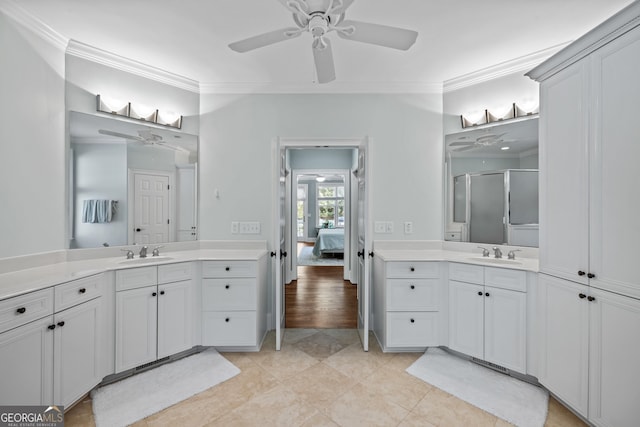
(69, 111, 198, 249)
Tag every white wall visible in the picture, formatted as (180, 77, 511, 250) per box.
(0, 11, 66, 258)
(199, 93, 443, 248)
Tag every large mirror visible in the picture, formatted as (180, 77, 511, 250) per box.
(445, 117, 539, 247)
(69, 111, 198, 249)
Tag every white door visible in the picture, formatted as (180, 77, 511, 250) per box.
(115, 286, 158, 372)
(53, 298, 102, 407)
(483, 286, 526, 373)
(448, 280, 484, 359)
(537, 274, 589, 417)
(133, 173, 170, 244)
(356, 142, 370, 351)
(274, 142, 287, 350)
(297, 184, 308, 241)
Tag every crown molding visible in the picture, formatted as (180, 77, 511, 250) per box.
(0, 0, 68, 51)
(527, 1, 640, 82)
(199, 81, 443, 95)
(66, 40, 200, 93)
(443, 43, 569, 93)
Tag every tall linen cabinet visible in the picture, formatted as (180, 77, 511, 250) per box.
(527, 4, 640, 426)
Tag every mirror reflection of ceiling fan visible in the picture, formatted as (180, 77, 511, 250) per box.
(98, 129, 185, 152)
(448, 132, 514, 152)
(228, 0, 418, 83)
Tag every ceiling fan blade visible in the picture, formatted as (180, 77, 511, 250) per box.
(229, 27, 302, 53)
(329, 0, 355, 15)
(449, 141, 474, 147)
(453, 145, 477, 152)
(276, 0, 309, 13)
(337, 20, 418, 50)
(312, 38, 336, 84)
(98, 129, 143, 141)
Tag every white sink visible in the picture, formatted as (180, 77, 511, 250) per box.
(118, 256, 174, 265)
(467, 257, 523, 266)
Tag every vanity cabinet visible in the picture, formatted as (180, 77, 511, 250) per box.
(0, 273, 104, 407)
(201, 257, 268, 349)
(115, 263, 194, 372)
(372, 259, 444, 351)
(448, 263, 526, 373)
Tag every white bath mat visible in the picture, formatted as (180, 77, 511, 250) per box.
(407, 348, 548, 427)
(91, 348, 240, 427)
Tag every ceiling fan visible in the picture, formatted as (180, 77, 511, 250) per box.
(228, 0, 418, 83)
(448, 133, 511, 152)
(98, 129, 184, 152)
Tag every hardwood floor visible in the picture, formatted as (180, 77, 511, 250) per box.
(285, 245, 358, 328)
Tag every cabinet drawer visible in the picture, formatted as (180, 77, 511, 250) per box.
(202, 279, 256, 311)
(55, 274, 103, 312)
(386, 279, 440, 311)
(449, 263, 484, 285)
(202, 261, 256, 278)
(202, 311, 256, 346)
(386, 262, 439, 279)
(116, 267, 157, 291)
(158, 262, 192, 284)
(386, 312, 439, 348)
(0, 288, 54, 333)
(484, 267, 526, 292)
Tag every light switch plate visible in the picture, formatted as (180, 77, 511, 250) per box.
(374, 221, 386, 233)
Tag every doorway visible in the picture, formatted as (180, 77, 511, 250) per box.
(128, 170, 173, 245)
(273, 137, 371, 351)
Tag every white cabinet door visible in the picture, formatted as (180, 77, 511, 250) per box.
(538, 60, 590, 284)
(588, 288, 640, 427)
(53, 298, 102, 407)
(537, 274, 589, 417)
(448, 280, 484, 359)
(116, 286, 157, 372)
(158, 280, 193, 359)
(0, 317, 53, 405)
(589, 26, 640, 300)
(484, 286, 526, 373)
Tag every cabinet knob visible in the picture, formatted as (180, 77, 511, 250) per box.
(410, 318, 415, 323)
(160, 290, 165, 295)
(152, 292, 157, 297)
(225, 317, 230, 323)
(578, 271, 586, 276)
(579, 293, 587, 299)
(478, 291, 483, 296)
(225, 284, 230, 289)
(225, 266, 230, 271)
(47, 324, 56, 330)
(16, 307, 26, 314)
(485, 292, 490, 297)
(410, 285, 415, 290)
(587, 273, 596, 279)
(57, 321, 65, 327)
(587, 295, 596, 302)
(410, 267, 415, 272)
(78, 288, 86, 294)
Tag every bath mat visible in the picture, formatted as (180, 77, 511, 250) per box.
(407, 348, 548, 427)
(91, 348, 240, 426)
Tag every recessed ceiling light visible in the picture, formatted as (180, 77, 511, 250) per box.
(501, 146, 510, 150)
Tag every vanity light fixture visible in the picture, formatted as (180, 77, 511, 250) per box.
(461, 102, 538, 129)
(96, 94, 183, 129)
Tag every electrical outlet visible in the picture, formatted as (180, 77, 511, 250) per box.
(386, 222, 394, 233)
(231, 222, 239, 234)
(404, 221, 413, 234)
(374, 221, 386, 233)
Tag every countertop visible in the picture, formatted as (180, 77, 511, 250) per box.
(0, 248, 268, 301)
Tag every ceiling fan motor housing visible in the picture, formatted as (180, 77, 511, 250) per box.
(309, 14, 329, 37)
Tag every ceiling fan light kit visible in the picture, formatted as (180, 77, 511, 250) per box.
(228, 0, 418, 84)
(96, 94, 183, 129)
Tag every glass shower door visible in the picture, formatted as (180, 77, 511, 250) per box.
(469, 173, 506, 245)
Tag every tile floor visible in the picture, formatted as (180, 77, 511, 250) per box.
(65, 329, 586, 427)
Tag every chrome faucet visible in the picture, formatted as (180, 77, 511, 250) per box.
(120, 249, 135, 259)
(508, 249, 521, 260)
(492, 246, 503, 259)
(152, 246, 164, 257)
(139, 246, 148, 258)
(477, 246, 490, 257)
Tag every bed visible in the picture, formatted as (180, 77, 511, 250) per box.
(312, 228, 345, 257)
